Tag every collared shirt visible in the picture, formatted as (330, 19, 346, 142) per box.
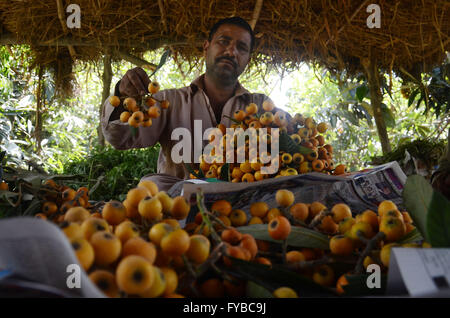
(101, 74, 275, 180)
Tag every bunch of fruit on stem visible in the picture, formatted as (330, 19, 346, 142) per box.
(109, 81, 169, 128)
(32, 178, 428, 297)
(191, 100, 347, 182)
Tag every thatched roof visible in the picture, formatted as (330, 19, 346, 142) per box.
(1, 0, 449, 81)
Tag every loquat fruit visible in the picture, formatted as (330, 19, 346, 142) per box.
(71, 238, 94, 271)
(102, 200, 127, 225)
(268, 216, 291, 240)
(89, 270, 119, 298)
(122, 237, 157, 264)
(116, 255, 155, 295)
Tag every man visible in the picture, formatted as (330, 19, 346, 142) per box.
(101, 17, 278, 191)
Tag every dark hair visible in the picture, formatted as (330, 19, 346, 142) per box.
(208, 17, 255, 52)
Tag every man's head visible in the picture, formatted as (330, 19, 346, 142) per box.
(204, 17, 255, 87)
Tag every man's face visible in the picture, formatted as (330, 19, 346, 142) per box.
(204, 24, 252, 85)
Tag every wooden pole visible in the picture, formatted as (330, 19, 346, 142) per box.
(35, 67, 43, 154)
(363, 56, 392, 155)
(98, 54, 112, 148)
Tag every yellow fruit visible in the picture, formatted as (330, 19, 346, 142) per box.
(126, 187, 151, 208)
(378, 200, 398, 217)
(71, 238, 95, 271)
(89, 270, 119, 298)
(90, 231, 122, 266)
(138, 196, 163, 221)
(60, 221, 83, 240)
(137, 180, 159, 196)
(148, 82, 160, 94)
(380, 243, 400, 267)
(109, 96, 121, 107)
(379, 217, 406, 242)
(170, 196, 190, 220)
(120, 111, 131, 123)
(289, 203, 309, 222)
(161, 267, 178, 296)
(275, 189, 295, 207)
(317, 122, 328, 134)
(250, 202, 269, 218)
(81, 217, 110, 241)
(160, 229, 190, 257)
(102, 200, 127, 225)
(262, 100, 275, 112)
(155, 191, 174, 214)
(116, 255, 155, 295)
(273, 287, 298, 298)
(331, 203, 352, 223)
(329, 235, 354, 256)
(122, 237, 157, 264)
(149, 222, 174, 246)
(64, 207, 90, 224)
(186, 234, 211, 264)
(115, 220, 140, 244)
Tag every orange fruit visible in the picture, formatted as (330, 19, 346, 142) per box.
(331, 203, 352, 223)
(102, 201, 127, 225)
(115, 220, 140, 244)
(186, 234, 211, 264)
(89, 270, 119, 298)
(64, 207, 90, 224)
(71, 238, 94, 271)
(211, 200, 232, 217)
(122, 237, 157, 264)
(290, 203, 309, 222)
(160, 229, 190, 257)
(250, 202, 269, 218)
(275, 189, 295, 207)
(116, 255, 155, 295)
(90, 231, 122, 266)
(268, 216, 291, 240)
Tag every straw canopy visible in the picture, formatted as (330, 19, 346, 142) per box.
(0, 0, 448, 77)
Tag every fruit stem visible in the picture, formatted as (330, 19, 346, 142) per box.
(308, 209, 333, 230)
(196, 190, 222, 244)
(205, 210, 232, 230)
(354, 231, 386, 274)
(182, 254, 197, 279)
(282, 239, 288, 264)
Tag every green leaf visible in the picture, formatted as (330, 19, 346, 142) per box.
(397, 228, 424, 244)
(403, 175, 432, 242)
(219, 163, 230, 182)
(237, 224, 330, 250)
(356, 85, 369, 102)
(381, 103, 395, 128)
(279, 132, 313, 155)
(226, 258, 334, 296)
(408, 89, 420, 107)
(184, 163, 204, 179)
(246, 281, 273, 298)
(426, 190, 450, 247)
(149, 49, 171, 78)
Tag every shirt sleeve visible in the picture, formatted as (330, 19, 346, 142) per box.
(101, 85, 169, 150)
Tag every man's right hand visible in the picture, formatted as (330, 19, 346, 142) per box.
(119, 67, 151, 98)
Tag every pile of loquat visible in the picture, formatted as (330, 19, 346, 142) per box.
(191, 100, 347, 182)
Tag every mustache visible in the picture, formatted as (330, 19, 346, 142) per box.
(215, 56, 237, 67)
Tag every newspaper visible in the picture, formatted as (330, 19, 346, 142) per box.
(171, 161, 407, 223)
(387, 248, 450, 297)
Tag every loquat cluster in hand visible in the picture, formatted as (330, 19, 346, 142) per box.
(109, 81, 169, 128)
